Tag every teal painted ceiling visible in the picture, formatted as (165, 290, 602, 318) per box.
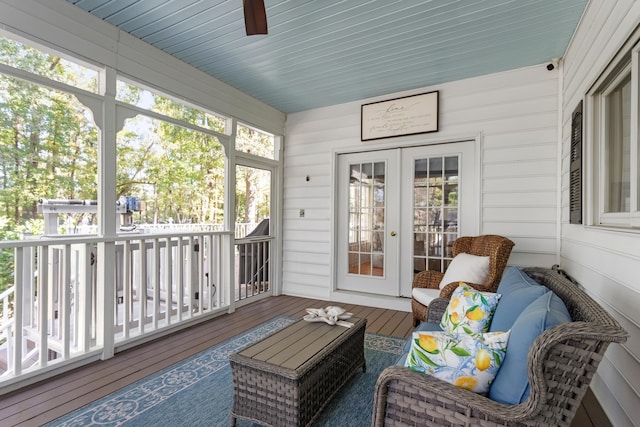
(64, 0, 589, 114)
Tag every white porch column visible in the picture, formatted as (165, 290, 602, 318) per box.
(96, 66, 117, 360)
(226, 119, 237, 314)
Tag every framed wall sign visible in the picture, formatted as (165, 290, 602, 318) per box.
(361, 90, 439, 141)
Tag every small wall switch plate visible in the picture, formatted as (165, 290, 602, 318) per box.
(299, 209, 305, 217)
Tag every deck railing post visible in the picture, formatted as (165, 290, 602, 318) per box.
(96, 241, 115, 360)
(78, 243, 92, 352)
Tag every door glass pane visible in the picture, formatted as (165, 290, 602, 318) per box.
(348, 161, 385, 277)
(413, 155, 459, 274)
(605, 74, 631, 212)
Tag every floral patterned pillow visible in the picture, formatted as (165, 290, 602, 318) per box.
(404, 330, 510, 394)
(440, 284, 501, 335)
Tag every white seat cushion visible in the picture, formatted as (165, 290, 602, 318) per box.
(412, 287, 442, 306)
(439, 253, 490, 289)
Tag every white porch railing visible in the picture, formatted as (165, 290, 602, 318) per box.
(53, 223, 258, 238)
(0, 224, 273, 390)
(0, 231, 241, 389)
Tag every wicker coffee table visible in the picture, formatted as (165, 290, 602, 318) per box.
(229, 316, 367, 427)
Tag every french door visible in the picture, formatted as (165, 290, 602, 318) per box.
(336, 141, 477, 297)
(337, 150, 400, 295)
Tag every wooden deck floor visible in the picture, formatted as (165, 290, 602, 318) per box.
(0, 295, 610, 426)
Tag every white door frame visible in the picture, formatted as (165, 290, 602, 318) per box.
(399, 141, 478, 297)
(336, 149, 401, 296)
(235, 153, 281, 300)
(330, 136, 481, 309)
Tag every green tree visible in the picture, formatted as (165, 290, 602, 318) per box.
(0, 37, 98, 229)
(0, 37, 98, 291)
(116, 99, 226, 225)
(235, 126, 273, 225)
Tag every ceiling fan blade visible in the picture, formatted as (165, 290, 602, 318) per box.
(243, 0, 268, 35)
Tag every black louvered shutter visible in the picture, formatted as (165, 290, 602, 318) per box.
(570, 100, 583, 224)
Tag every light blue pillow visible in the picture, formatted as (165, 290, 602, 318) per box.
(396, 353, 408, 366)
(415, 321, 443, 333)
(497, 266, 544, 293)
(489, 267, 548, 332)
(489, 291, 571, 405)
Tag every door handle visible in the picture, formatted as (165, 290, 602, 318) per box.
(390, 231, 397, 237)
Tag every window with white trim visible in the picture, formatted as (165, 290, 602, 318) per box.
(589, 41, 640, 229)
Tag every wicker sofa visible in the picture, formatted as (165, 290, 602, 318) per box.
(372, 266, 628, 427)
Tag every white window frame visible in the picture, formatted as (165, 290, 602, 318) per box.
(588, 42, 640, 229)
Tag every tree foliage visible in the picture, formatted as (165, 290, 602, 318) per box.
(117, 103, 226, 224)
(0, 37, 274, 292)
(0, 38, 99, 228)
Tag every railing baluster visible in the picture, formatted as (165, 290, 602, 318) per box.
(38, 246, 49, 369)
(264, 240, 269, 292)
(214, 235, 221, 308)
(257, 242, 263, 293)
(138, 239, 147, 335)
(91, 246, 97, 343)
(113, 244, 123, 332)
(21, 246, 34, 364)
(1, 288, 13, 373)
(47, 247, 56, 339)
(250, 243, 256, 297)
(122, 240, 131, 339)
(70, 246, 78, 350)
(197, 238, 204, 314)
(187, 236, 194, 318)
(207, 234, 214, 310)
(12, 247, 24, 376)
(24, 246, 35, 335)
(177, 237, 184, 322)
(242, 242, 248, 300)
(164, 237, 172, 325)
(152, 238, 160, 330)
(62, 244, 71, 359)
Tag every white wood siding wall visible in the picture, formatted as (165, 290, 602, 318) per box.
(283, 65, 560, 305)
(0, 0, 285, 136)
(561, 1, 640, 426)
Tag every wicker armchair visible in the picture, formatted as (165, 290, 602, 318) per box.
(411, 234, 514, 326)
(374, 267, 629, 427)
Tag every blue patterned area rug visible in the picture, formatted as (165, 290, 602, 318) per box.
(48, 316, 406, 427)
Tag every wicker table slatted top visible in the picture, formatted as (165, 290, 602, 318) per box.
(236, 319, 360, 371)
(230, 317, 367, 427)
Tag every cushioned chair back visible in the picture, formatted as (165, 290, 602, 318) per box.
(451, 234, 514, 292)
